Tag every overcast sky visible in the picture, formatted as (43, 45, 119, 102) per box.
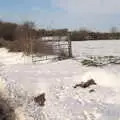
(0, 0, 120, 31)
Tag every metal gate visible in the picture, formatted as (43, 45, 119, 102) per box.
(31, 34, 72, 63)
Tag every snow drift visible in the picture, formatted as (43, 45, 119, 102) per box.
(82, 67, 120, 88)
(0, 48, 32, 65)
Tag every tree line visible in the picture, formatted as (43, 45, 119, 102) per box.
(70, 30, 120, 41)
(0, 20, 120, 41)
(0, 21, 69, 55)
(0, 20, 120, 54)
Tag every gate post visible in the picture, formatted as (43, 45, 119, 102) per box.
(68, 33, 72, 57)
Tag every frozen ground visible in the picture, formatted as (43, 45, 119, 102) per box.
(0, 40, 120, 120)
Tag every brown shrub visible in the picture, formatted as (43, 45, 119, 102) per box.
(0, 96, 16, 120)
(32, 39, 55, 55)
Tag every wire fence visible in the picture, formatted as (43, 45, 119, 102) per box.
(31, 35, 72, 63)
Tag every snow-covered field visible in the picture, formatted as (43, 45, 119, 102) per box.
(72, 40, 120, 57)
(1, 40, 120, 120)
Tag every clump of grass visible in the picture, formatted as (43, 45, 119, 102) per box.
(81, 59, 98, 67)
(81, 56, 120, 67)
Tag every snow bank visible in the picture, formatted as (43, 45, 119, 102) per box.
(82, 67, 120, 88)
(0, 48, 32, 65)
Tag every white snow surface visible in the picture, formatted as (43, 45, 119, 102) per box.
(0, 40, 120, 120)
(0, 48, 32, 65)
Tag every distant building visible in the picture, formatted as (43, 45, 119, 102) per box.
(41, 36, 68, 41)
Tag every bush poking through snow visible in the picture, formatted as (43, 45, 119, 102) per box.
(34, 93, 46, 107)
(0, 77, 16, 120)
(0, 96, 16, 120)
(81, 56, 120, 67)
(81, 59, 98, 67)
(73, 79, 96, 88)
(0, 76, 46, 120)
(89, 89, 95, 93)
